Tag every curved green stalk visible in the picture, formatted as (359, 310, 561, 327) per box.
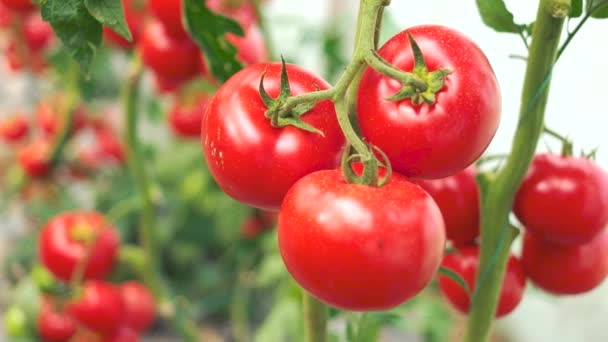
(464, 1, 568, 341)
(48, 63, 80, 168)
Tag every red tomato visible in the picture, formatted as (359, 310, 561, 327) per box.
(68, 281, 124, 336)
(414, 166, 480, 243)
(0, 113, 29, 143)
(152, 73, 185, 94)
(140, 20, 200, 81)
(96, 129, 125, 163)
(39, 211, 120, 282)
(0, 0, 35, 13)
(38, 296, 77, 342)
(227, 25, 267, 65)
(103, 0, 146, 49)
(438, 246, 526, 318)
(278, 167, 446, 310)
(148, 0, 187, 40)
(241, 217, 264, 239)
(18, 139, 51, 177)
(0, 2, 13, 28)
(4, 38, 25, 72)
(168, 96, 209, 138)
(119, 282, 155, 333)
(36, 102, 87, 137)
(514, 154, 608, 245)
(201, 63, 345, 210)
(22, 13, 54, 52)
(522, 230, 608, 295)
(101, 326, 140, 342)
(357, 25, 501, 179)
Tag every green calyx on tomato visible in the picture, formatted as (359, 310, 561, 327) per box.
(259, 58, 324, 135)
(385, 33, 451, 105)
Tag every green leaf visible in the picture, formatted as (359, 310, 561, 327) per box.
(590, 0, 608, 18)
(183, 0, 244, 82)
(41, 0, 102, 74)
(438, 266, 471, 296)
(476, 0, 521, 33)
(84, 0, 132, 42)
(571, 0, 583, 17)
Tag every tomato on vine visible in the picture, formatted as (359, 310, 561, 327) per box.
(22, 13, 53, 52)
(227, 25, 268, 66)
(119, 281, 155, 333)
(39, 211, 120, 282)
(68, 281, 124, 336)
(168, 95, 209, 138)
(522, 230, 608, 295)
(357, 25, 501, 179)
(0, 113, 29, 143)
(514, 154, 608, 245)
(414, 166, 480, 243)
(148, 0, 187, 40)
(201, 62, 345, 210)
(36, 102, 88, 137)
(103, 0, 146, 49)
(140, 20, 201, 82)
(278, 166, 445, 310)
(438, 246, 526, 318)
(18, 139, 51, 177)
(38, 296, 77, 342)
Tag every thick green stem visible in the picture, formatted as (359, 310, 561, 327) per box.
(303, 291, 327, 342)
(122, 53, 200, 342)
(464, 1, 567, 341)
(48, 63, 79, 168)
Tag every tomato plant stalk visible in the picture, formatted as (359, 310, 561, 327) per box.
(122, 53, 200, 342)
(465, 0, 568, 341)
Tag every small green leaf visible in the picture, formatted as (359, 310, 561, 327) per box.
(590, 0, 608, 18)
(277, 116, 325, 137)
(476, 0, 522, 33)
(184, 0, 244, 82)
(84, 0, 132, 42)
(571, 0, 583, 17)
(439, 266, 471, 296)
(41, 0, 102, 74)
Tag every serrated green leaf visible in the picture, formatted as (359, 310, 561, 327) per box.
(41, 0, 102, 74)
(590, 0, 608, 18)
(184, 0, 244, 82)
(571, 0, 583, 17)
(84, 0, 132, 41)
(476, 0, 521, 33)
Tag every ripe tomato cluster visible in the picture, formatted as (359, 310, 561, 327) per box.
(0, 0, 53, 73)
(202, 25, 502, 311)
(1, 97, 124, 180)
(36, 211, 156, 342)
(516, 153, 608, 295)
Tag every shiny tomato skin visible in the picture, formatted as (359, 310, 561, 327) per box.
(148, 0, 187, 40)
(278, 168, 446, 310)
(119, 281, 155, 333)
(226, 25, 267, 66)
(38, 296, 77, 342)
(22, 13, 53, 52)
(18, 139, 51, 177)
(522, 231, 608, 295)
(140, 20, 200, 81)
(0, 114, 29, 143)
(357, 25, 501, 179)
(68, 281, 124, 336)
(414, 166, 480, 243)
(39, 211, 120, 282)
(168, 96, 209, 138)
(201, 63, 345, 210)
(514, 154, 608, 245)
(438, 246, 526, 318)
(103, 0, 146, 49)
(0, 0, 35, 13)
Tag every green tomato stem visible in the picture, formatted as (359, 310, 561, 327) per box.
(48, 62, 80, 168)
(303, 291, 328, 342)
(122, 53, 200, 342)
(464, 1, 567, 341)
